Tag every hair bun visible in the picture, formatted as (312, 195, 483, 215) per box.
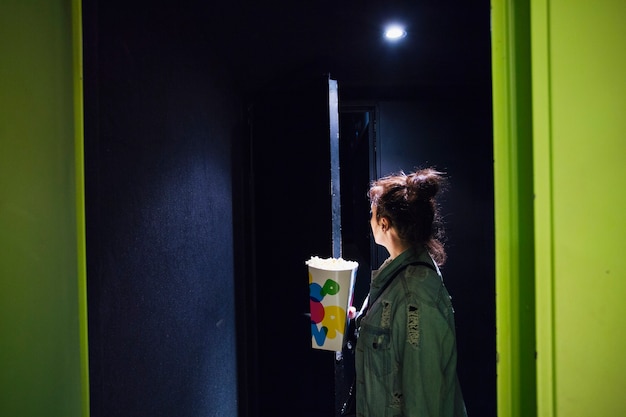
(407, 168, 443, 201)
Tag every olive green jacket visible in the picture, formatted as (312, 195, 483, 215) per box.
(355, 247, 467, 417)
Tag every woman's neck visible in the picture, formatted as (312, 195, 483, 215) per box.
(385, 235, 410, 260)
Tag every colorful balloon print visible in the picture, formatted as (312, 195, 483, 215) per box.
(309, 277, 346, 347)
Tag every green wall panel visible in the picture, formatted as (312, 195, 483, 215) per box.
(540, 1, 626, 415)
(491, 0, 536, 416)
(0, 1, 87, 416)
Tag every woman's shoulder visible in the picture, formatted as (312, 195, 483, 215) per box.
(399, 263, 442, 304)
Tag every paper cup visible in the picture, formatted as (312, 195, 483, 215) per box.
(306, 257, 359, 351)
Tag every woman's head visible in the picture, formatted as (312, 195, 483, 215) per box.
(369, 167, 447, 265)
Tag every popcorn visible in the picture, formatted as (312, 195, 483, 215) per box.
(306, 256, 359, 271)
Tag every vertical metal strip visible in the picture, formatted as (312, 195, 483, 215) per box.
(329, 78, 341, 259)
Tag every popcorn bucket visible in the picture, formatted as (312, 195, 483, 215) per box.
(306, 256, 359, 351)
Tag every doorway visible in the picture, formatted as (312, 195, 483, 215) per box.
(336, 94, 497, 416)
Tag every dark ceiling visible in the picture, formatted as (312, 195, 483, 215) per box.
(197, 0, 492, 97)
(116, 0, 492, 99)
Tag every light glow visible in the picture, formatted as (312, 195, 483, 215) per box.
(384, 24, 407, 41)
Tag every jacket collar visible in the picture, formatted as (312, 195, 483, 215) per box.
(369, 246, 433, 301)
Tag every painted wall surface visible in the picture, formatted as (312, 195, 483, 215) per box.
(533, 0, 626, 415)
(247, 77, 337, 417)
(491, 1, 537, 415)
(0, 1, 87, 416)
(83, 2, 240, 416)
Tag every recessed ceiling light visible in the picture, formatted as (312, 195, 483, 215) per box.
(384, 24, 407, 41)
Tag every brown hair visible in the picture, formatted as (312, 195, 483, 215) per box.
(368, 167, 447, 265)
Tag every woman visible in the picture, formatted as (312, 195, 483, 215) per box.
(353, 167, 467, 417)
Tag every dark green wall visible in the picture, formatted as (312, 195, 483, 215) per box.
(0, 1, 87, 416)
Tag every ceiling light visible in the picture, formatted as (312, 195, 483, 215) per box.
(384, 24, 407, 41)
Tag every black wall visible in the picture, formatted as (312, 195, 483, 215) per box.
(245, 76, 337, 417)
(84, 2, 242, 416)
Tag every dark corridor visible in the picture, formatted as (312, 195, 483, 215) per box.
(83, 1, 494, 416)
